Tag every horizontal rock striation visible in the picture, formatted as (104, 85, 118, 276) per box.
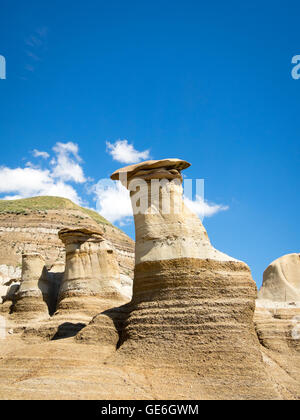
(1, 171, 299, 399)
(0, 196, 134, 283)
(12, 253, 49, 319)
(56, 228, 128, 318)
(110, 159, 279, 399)
(255, 253, 300, 398)
(76, 305, 129, 347)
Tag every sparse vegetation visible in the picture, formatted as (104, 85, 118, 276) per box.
(0, 196, 112, 227)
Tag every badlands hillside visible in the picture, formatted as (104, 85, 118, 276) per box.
(0, 196, 134, 297)
(0, 161, 299, 400)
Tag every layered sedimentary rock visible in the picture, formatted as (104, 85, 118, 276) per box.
(0, 197, 134, 339)
(0, 196, 134, 285)
(56, 228, 128, 318)
(1, 166, 298, 399)
(0, 265, 21, 305)
(76, 305, 128, 347)
(111, 159, 236, 264)
(109, 159, 280, 399)
(0, 280, 20, 314)
(12, 253, 49, 318)
(255, 254, 300, 398)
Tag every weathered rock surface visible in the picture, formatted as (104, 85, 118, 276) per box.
(0, 265, 21, 305)
(255, 253, 300, 399)
(56, 228, 127, 317)
(12, 253, 49, 319)
(0, 280, 20, 314)
(109, 159, 280, 399)
(0, 197, 134, 336)
(0, 264, 21, 285)
(112, 159, 238, 264)
(0, 196, 134, 282)
(14, 228, 132, 341)
(0, 171, 298, 399)
(258, 253, 300, 302)
(76, 305, 128, 347)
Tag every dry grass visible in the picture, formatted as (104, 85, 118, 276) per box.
(0, 196, 111, 226)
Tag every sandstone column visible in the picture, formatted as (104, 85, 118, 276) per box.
(255, 254, 300, 398)
(110, 158, 279, 400)
(56, 228, 126, 317)
(12, 253, 49, 317)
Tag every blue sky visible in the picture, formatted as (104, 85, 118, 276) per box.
(0, 0, 299, 287)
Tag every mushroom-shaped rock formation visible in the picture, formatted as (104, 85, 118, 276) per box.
(109, 158, 280, 399)
(111, 159, 238, 264)
(12, 253, 49, 318)
(56, 228, 127, 318)
(254, 254, 300, 398)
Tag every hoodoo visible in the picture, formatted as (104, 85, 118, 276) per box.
(111, 159, 237, 264)
(258, 253, 300, 303)
(56, 228, 127, 318)
(12, 253, 49, 318)
(255, 254, 300, 398)
(111, 158, 280, 399)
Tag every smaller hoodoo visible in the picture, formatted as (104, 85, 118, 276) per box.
(56, 228, 127, 318)
(12, 253, 49, 318)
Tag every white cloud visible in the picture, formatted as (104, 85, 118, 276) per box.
(0, 140, 229, 227)
(184, 195, 229, 219)
(2, 194, 24, 200)
(92, 179, 228, 225)
(53, 141, 81, 161)
(40, 181, 81, 203)
(0, 141, 86, 204)
(0, 166, 81, 204)
(51, 142, 86, 183)
(93, 179, 133, 224)
(106, 139, 150, 164)
(0, 166, 52, 195)
(32, 149, 50, 159)
(25, 161, 41, 169)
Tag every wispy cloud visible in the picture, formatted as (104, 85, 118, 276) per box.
(25, 51, 41, 62)
(106, 139, 150, 164)
(25, 64, 35, 73)
(184, 195, 229, 219)
(32, 149, 50, 159)
(23, 27, 48, 75)
(25, 36, 43, 48)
